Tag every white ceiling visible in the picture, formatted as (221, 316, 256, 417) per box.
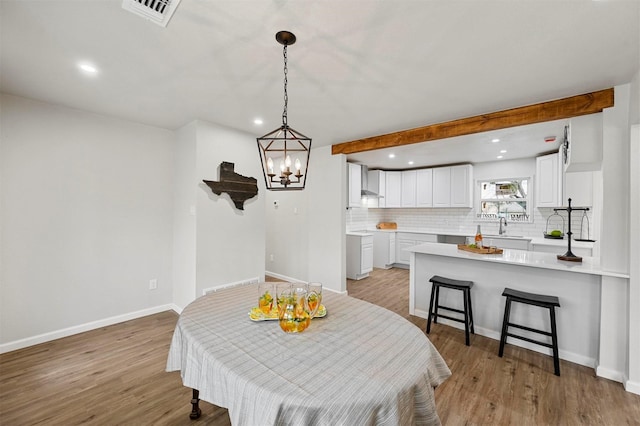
(1, 0, 638, 169)
(347, 118, 567, 169)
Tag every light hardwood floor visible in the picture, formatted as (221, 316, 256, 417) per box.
(1, 268, 638, 425)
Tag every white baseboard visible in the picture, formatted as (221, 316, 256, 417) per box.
(0, 304, 176, 354)
(201, 276, 260, 296)
(596, 365, 625, 384)
(265, 271, 348, 295)
(416, 308, 600, 373)
(624, 376, 640, 395)
(265, 271, 306, 284)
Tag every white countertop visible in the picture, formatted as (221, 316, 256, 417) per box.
(369, 227, 470, 236)
(407, 242, 626, 278)
(346, 231, 374, 237)
(360, 228, 595, 248)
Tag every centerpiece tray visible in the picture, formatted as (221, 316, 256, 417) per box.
(249, 305, 327, 321)
(457, 244, 503, 254)
(376, 222, 397, 229)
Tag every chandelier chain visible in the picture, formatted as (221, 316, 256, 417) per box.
(282, 44, 288, 127)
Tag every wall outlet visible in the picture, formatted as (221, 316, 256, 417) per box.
(269, 254, 274, 262)
(149, 278, 158, 290)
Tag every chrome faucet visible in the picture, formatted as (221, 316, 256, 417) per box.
(499, 217, 508, 235)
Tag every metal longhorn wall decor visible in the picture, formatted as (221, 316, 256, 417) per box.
(203, 162, 258, 210)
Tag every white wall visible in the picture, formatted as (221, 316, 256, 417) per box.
(597, 83, 632, 385)
(626, 70, 640, 393)
(307, 146, 347, 293)
(264, 145, 346, 293)
(601, 85, 631, 273)
(194, 121, 265, 295)
(265, 189, 310, 282)
(0, 94, 174, 345)
(172, 122, 198, 310)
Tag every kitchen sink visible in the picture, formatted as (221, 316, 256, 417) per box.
(484, 234, 524, 238)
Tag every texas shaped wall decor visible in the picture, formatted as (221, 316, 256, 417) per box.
(203, 162, 258, 210)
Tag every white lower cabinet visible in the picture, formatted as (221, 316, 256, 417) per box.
(395, 232, 438, 265)
(347, 234, 374, 280)
(373, 232, 396, 269)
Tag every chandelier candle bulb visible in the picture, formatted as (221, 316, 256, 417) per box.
(267, 158, 274, 175)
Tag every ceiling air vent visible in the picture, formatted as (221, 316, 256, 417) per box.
(122, 0, 182, 27)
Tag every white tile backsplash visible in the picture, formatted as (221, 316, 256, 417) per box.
(346, 206, 594, 239)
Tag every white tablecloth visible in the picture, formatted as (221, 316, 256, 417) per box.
(166, 284, 451, 425)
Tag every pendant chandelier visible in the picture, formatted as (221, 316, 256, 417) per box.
(257, 31, 311, 191)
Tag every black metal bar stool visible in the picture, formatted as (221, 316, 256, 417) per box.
(426, 275, 474, 346)
(498, 288, 561, 376)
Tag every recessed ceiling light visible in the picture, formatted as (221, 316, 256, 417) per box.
(254, 118, 263, 125)
(78, 63, 98, 74)
(492, 138, 500, 143)
(497, 155, 504, 159)
(500, 150, 507, 153)
(408, 161, 414, 165)
(388, 154, 395, 159)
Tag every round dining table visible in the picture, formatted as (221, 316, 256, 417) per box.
(166, 283, 451, 425)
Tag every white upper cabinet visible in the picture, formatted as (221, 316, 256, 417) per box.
(536, 151, 594, 208)
(401, 170, 417, 207)
(432, 167, 451, 207)
(416, 169, 433, 207)
(363, 164, 472, 209)
(385, 171, 402, 207)
(347, 163, 362, 208)
(536, 152, 563, 208)
(450, 164, 473, 208)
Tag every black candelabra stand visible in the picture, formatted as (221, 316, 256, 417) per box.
(554, 198, 590, 262)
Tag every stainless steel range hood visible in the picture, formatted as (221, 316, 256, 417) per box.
(360, 165, 382, 198)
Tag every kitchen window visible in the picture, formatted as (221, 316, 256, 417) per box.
(477, 178, 531, 222)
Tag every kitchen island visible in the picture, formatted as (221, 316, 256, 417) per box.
(407, 242, 629, 382)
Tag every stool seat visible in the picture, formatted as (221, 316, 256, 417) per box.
(499, 287, 561, 376)
(426, 276, 474, 346)
(502, 288, 560, 307)
(430, 275, 473, 289)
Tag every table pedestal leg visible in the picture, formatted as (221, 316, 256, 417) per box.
(190, 388, 201, 419)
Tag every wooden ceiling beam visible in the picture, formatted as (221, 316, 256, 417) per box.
(331, 88, 614, 155)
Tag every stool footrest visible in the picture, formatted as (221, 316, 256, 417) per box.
(505, 332, 554, 349)
(436, 305, 466, 315)
(507, 322, 553, 337)
(432, 312, 467, 324)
